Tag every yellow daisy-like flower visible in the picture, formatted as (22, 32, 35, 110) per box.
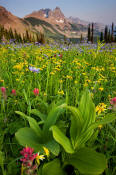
(98, 87, 104, 91)
(58, 90, 64, 95)
(96, 103, 107, 115)
(43, 147, 50, 157)
(74, 80, 78, 84)
(0, 80, 4, 82)
(98, 125, 103, 129)
(36, 153, 45, 165)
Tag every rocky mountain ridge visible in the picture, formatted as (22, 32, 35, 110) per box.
(0, 6, 105, 41)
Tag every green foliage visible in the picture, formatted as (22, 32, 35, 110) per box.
(0, 42, 116, 175)
(15, 103, 66, 155)
(42, 159, 65, 175)
(51, 125, 74, 153)
(65, 147, 107, 175)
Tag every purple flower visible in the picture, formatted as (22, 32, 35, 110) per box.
(29, 66, 40, 73)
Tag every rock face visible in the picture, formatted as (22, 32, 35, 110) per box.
(25, 7, 69, 29)
(0, 6, 33, 34)
(24, 7, 88, 37)
(25, 7, 64, 20)
(0, 5, 105, 40)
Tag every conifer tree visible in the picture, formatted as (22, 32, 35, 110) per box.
(111, 22, 114, 42)
(91, 23, 94, 43)
(100, 32, 103, 42)
(87, 24, 91, 42)
(104, 26, 108, 43)
(108, 29, 111, 43)
(80, 33, 83, 43)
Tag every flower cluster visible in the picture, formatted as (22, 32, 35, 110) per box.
(20, 146, 49, 175)
(0, 86, 39, 98)
(29, 66, 40, 73)
(96, 103, 107, 115)
(110, 97, 116, 111)
(20, 147, 38, 175)
(20, 147, 37, 166)
(33, 88, 39, 96)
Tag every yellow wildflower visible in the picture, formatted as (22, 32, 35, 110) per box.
(96, 103, 107, 115)
(66, 75, 73, 80)
(58, 90, 64, 95)
(74, 80, 78, 84)
(84, 83, 88, 87)
(16, 79, 20, 81)
(98, 125, 103, 129)
(98, 87, 104, 91)
(0, 80, 4, 82)
(43, 147, 50, 157)
(36, 153, 45, 165)
(59, 80, 63, 83)
(50, 72, 55, 75)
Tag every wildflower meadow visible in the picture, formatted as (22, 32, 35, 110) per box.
(0, 42, 116, 175)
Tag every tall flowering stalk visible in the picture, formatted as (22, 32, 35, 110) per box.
(1, 87, 7, 100)
(110, 97, 116, 111)
(20, 147, 47, 175)
(33, 88, 39, 96)
(20, 147, 38, 175)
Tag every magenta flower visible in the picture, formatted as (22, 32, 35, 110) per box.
(110, 97, 116, 111)
(20, 147, 38, 175)
(1, 87, 7, 100)
(11, 89, 16, 96)
(110, 97, 116, 105)
(1, 87, 6, 94)
(20, 147, 37, 166)
(33, 88, 39, 96)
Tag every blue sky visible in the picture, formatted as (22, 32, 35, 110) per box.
(0, 0, 116, 24)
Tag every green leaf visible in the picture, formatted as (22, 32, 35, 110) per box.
(43, 104, 66, 134)
(79, 90, 96, 132)
(51, 125, 74, 154)
(65, 147, 107, 174)
(88, 113, 116, 131)
(66, 106, 83, 148)
(30, 109, 46, 121)
(42, 159, 65, 175)
(15, 127, 43, 152)
(44, 139, 60, 156)
(15, 111, 42, 138)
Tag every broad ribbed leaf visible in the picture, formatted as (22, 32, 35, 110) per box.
(15, 111, 42, 138)
(79, 90, 96, 132)
(30, 109, 46, 121)
(88, 113, 116, 131)
(42, 159, 65, 175)
(44, 140, 60, 156)
(66, 106, 83, 148)
(65, 147, 107, 174)
(15, 127, 43, 152)
(43, 104, 66, 132)
(51, 125, 74, 154)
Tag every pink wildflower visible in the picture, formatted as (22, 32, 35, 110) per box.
(33, 88, 39, 96)
(11, 89, 16, 96)
(110, 97, 116, 105)
(1, 87, 6, 94)
(110, 97, 116, 111)
(1, 87, 7, 100)
(20, 147, 37, 166)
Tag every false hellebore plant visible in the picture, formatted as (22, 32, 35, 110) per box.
(15, 90, 116, 175)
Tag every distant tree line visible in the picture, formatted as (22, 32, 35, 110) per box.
(0, 24, 45, 44)
(100, 23, 116, 43)
(87, 23, 94, 43)
(86, 22, 116, 43)
(80, 23, 94, 44)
